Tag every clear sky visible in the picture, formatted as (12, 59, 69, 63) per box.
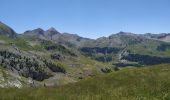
(0, 0, 170, 39)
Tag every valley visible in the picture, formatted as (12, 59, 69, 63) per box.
(0, 21, 170, 99)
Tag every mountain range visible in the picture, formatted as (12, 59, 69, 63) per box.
(0, 21, 170, 88)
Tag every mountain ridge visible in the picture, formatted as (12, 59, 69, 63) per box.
(0, 21, 170, 88)
(0, 21, 17, 38)
(1, 20, 170, 43)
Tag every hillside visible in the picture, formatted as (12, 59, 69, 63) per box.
(22, 27, 93, 47)
(80, 32, 170, 66)
(1, 0, 170, 100)
(0, 64, 169, 100)
(0, 22, 110, 87)
(0, 22, 16, 38)
(0, 35, 110, 87)
(143, 33, 170, 42)
(0, 21, 170, 89)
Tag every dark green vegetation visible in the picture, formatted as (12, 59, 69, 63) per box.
(41, 40, 76, 56)
(0, 22, 112, 87)
(122, 53, 170, 65)
(157, 43, 170, 51)
(80, 33, 170, 66)
(0, 21, 170, 99)
(0, 64, 170, 100)
(0, 50, 65, 81)
(80, 47, 120, 62)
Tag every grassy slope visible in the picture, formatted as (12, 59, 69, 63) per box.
(0, 36, 111, 85)
(0, 23, 14, 34)
(128, 40, 170, 57)
(0, 64, 170, 100)
(0, 36, 33, 51)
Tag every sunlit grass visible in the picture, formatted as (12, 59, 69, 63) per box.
(0, 64, 170, 100)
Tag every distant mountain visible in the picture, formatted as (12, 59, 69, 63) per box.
(45, 27, 60, 40)
(0, 21, 17, 38)
(23, 27, 93, 47)
(24, 28, 46, 39)
(143, 33, 170, 42)
(84, 31, 148, 47)
(1, 21, 170, 88)
(79, 31, 170, 65)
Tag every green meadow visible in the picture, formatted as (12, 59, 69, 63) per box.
(0, 64, 170, 100)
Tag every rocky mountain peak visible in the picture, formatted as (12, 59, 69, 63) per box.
(33, 28, 44, 34)
(34, 28, 44, 31)
(24, 28, 45, 36)
(116, 31, 135, 36)
(46, 27, 60, 34)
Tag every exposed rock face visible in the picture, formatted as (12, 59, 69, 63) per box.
(51, 53, 65, 60)
(45, 27, 60, 40)
(0, 21, 17, 38)
(0, 50, 66, 81)
(160, 35, 170, 42)
(0, 69, 23, 88)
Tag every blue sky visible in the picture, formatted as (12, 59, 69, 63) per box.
(0, 0, 170, 39)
